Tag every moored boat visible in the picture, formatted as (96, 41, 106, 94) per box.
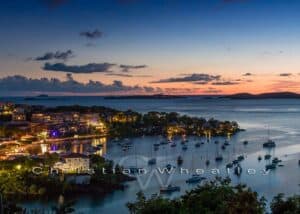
(237, 155, 245, 162)
(177, 156, 183, 165)
(263, 140, 276, 148)
(224, 141, 230, 146)
(226, 163, 233, 168)
(234, 164, 242, 176)
(264, 154, 272, 160)
(171, 143, 177, 147)
(232, 159, 239, 165)
(215, 155, 223, 162)
(272, 157, 282, 164)
(195, 142, 201, 147)
(266, 163, 277, 170)
(148, 158, 156, 165)
(160, 185, 180, 194)
(186, 175, 206, 184)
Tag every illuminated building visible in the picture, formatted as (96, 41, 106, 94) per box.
(12, 107, 26, 121)
(31, 113, 51, 123)
(80, 113, 99, 124)
(54, 153, 90, 173)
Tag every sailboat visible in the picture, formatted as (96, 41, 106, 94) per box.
(160, 185, 180, 194)
(177, 156, 183, 165)
(148, 142, 157, 165)
(265, 163, 276, 170)
(234, 164, 242, 176)
(205, 143, 210, 166)
(263, 140, 276, 148)
(215, 156, 223, 162)
(148, 158, 156, 165)
(265, 157, 282, 170)
(258, 155, 262, 161)
(186, 174, 206, 184)
(237, 155, 244, 162)
(263, 127, 276, 148)
(164, 144, 175, 170)
(215, 142, 223, 162)
(154, 142, 160, 151)
(186, 153, 206, 184)
(129, 143, 140, 174)
(264, 153, 272, 160)
(224, 140, 230, 146)
(160, 148, 180, 194)
(226, 163, 233, 168)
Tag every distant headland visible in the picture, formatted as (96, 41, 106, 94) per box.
(223, 92, 300, 99)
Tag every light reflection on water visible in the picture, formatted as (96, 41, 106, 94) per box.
(24, 132, 300, 213)
(12, 97, 300, 213)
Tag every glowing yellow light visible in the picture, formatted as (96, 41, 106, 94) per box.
(16, 164, 21, 170)
(40, 131, 48, 138)
(40, 144, 48, 154)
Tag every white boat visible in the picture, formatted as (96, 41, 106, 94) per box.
(160, 185, 180, 193)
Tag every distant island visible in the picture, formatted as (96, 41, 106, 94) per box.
(224, 92, 300, 99)
(104, 94, 186, 99)
(24, 94, 58, 101)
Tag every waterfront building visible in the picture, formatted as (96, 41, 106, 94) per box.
(54, 153, 90, 173)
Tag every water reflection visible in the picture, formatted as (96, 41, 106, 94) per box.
(31, 137, 107, 157)
(92, 137, 107, 156)
(40, 143, 48, 154)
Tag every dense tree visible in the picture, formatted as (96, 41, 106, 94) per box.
(127, 178, 266, 214)
(270, 193, 300, 214)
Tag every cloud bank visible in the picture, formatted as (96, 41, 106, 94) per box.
(212, 81, 240, 85)
(151, 73, 221, 84)
(120, 64, 147, 72)
(80, 30, 103, 39)
(279, 73, 292, 77)
(0, 74, 162, 95)
(34, 50, 74, 61)
(43, 62, 116, 73)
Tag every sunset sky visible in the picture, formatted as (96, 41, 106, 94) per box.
(1, 0, 300, 95)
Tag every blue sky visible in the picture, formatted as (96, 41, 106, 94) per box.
(1, 0, 300, 95)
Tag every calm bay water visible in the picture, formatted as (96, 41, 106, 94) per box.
(2, 96, 300, 213)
